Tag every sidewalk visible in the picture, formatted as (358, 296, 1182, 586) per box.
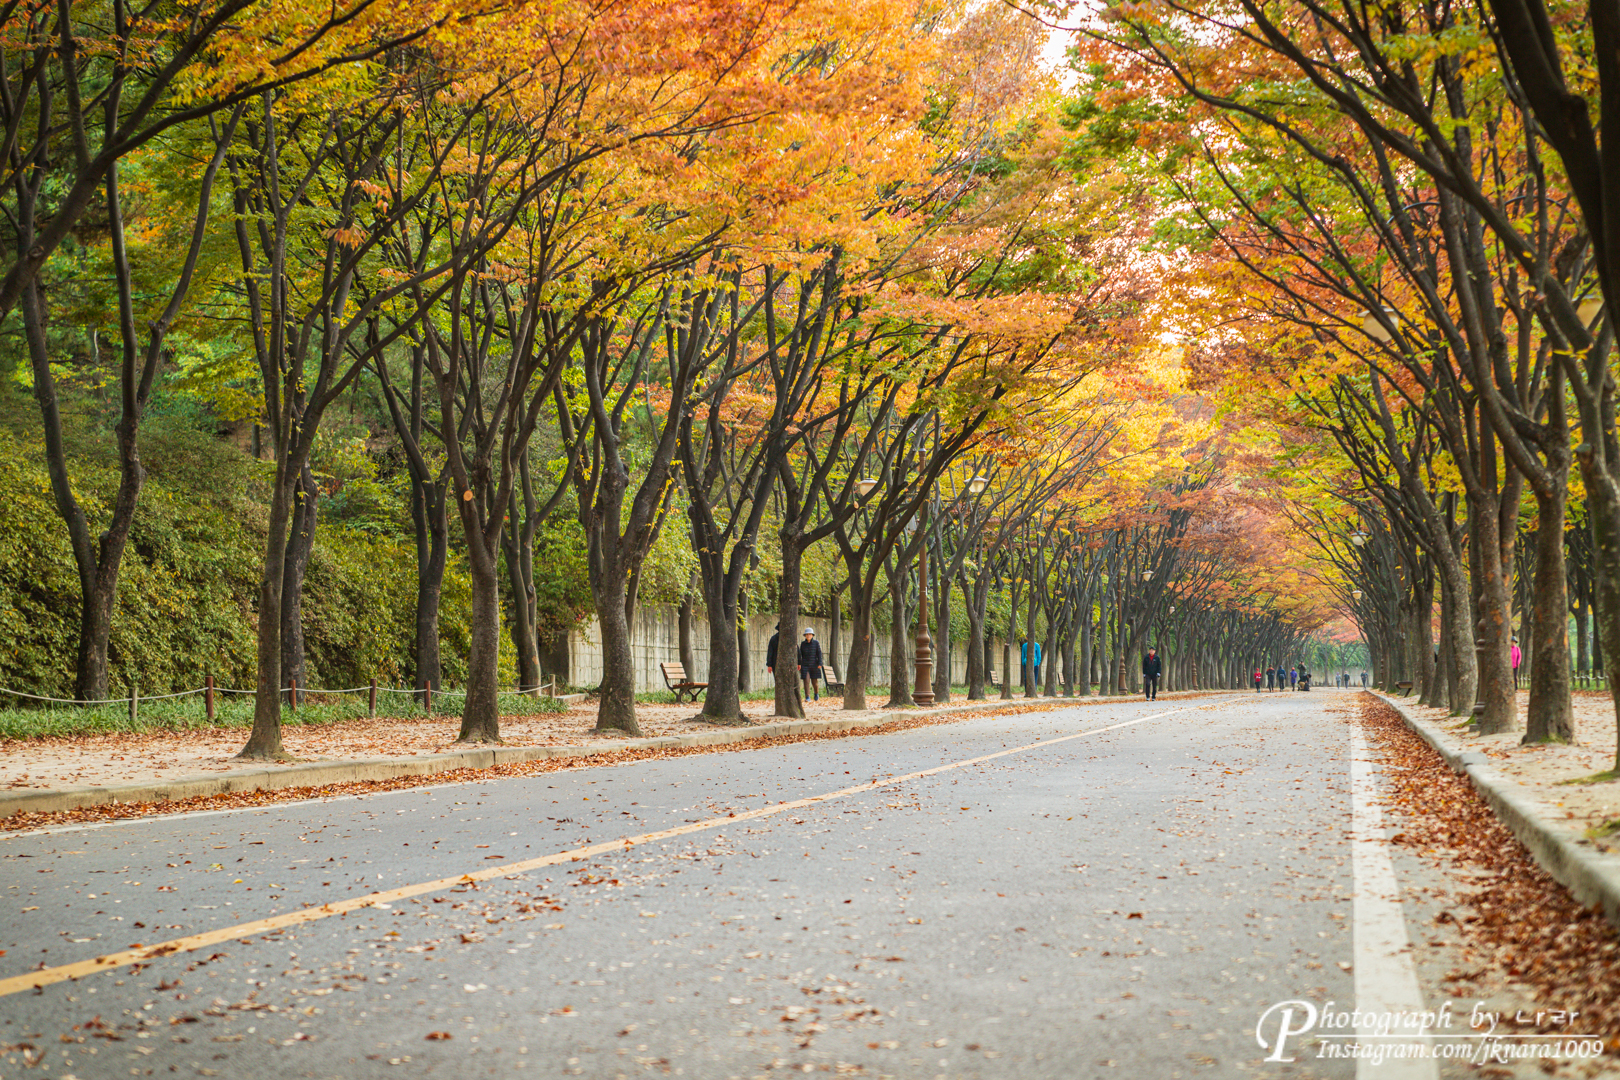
(0, 689, 1231, 824)
(1393, 690, 1620, 835)
(1378, 690, 1620, 931)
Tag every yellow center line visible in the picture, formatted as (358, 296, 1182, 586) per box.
(0, 701, 1212, 998)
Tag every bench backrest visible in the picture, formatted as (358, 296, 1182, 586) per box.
(661, 661, 688, 683)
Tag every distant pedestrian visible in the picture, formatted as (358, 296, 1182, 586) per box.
(1265, 666, 1276, 691)
(1360, 671, 1368, 687)
(1020, 639, 1043, 690)
(1289, 667, 1298, 690)
(798, 629, 824, 701)
(1511, 636, 1522, 690)
(766, 624, 781, 676)
(1142, 648, 1162, 701)
(1253, 669, 1262, 692)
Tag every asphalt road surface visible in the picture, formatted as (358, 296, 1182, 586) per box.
(0, 690, 1542, 1079)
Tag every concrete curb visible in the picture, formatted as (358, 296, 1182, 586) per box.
(0, 690, 1235, 820)
(1376, 692, 1620, 931)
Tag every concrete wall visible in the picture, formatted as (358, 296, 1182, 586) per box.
(557, 603, 981, 693)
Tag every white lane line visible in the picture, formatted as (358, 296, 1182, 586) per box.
(1351, 724, 1439, 1079)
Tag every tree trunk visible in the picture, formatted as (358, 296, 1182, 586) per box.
(1471, 483, 1519, 735)
(1043, 620, 1058, 697)
(700, 571, 744, 721)
(678, 575, 697, 677)
(504, 513, 540, 694)
(279, 466, 319, 698)
(933, 566, 952, 703)
(737, 593, 752, 694)
(1000, 636, 1013, 700)
(829, 592, 843, 683)
(843, 586, 875, 711)
(457, 529, 503, 743)
(1078, 613, 1092, 697)
(963, 575, 986, 700)
(774, 538, 806, 719)
(1523, 485, 1574, 742)
(240, 458, 298, 759)
(886, 567, 913, 708)
(412, 471, 448, 693)
(1577, 452, 1620, 770)
(594, 591, 641, 735)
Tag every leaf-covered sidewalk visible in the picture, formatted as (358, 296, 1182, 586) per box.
(1399, 689, 1620, 842)
(0, 697, 882, 792)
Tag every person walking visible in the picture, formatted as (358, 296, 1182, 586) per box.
(1253, 668, 1263, 692)
(1289, 666, 1298, 690)
(798, 628, 824, 702)
(1142, 648, 1162, 700)
(1265, 665, 1276, 691)
(766, 624, 781, 677)
(1511, 636, 1522, 690)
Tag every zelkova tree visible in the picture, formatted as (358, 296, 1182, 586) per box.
(19, 107, 241, 701)
(224, 83, 499, 758)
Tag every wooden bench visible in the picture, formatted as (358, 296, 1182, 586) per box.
(660, 662, 707, 703)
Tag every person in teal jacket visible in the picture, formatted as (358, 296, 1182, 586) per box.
(1020, 639, 1043, 690)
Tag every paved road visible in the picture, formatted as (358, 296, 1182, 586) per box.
(0, 691, 1472, 1079)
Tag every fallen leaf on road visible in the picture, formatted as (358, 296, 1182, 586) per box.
(424, 1032, 451, 1041)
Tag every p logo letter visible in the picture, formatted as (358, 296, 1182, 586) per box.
(1255, 1000, 1319, 1062)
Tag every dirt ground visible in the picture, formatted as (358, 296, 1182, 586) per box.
(1402, 689, 1620, 838)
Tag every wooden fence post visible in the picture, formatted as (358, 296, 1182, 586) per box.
(424, 683, 433, 715)
(290, 676, 298, 713)
(368, 679, 377, 718)
(205, 675, 215, 722)
(129, 679, 137, 725)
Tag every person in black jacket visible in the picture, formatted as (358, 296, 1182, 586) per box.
(798, 628, 824, 701)
(766, 624, 780, 675)
(1142, 648, 1162, 700)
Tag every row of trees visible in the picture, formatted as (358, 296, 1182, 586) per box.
(4, 0, 1356, 760)
(1075, 0, 1619, 765)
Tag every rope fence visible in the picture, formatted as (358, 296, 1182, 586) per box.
(0, 673, 570, 724)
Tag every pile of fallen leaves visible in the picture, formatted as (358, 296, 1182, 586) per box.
(3, 696, 1200, 833)
(1362, 696, 1620, 1041)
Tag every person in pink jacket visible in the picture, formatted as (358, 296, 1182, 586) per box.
(1511, 636, 1522, 690)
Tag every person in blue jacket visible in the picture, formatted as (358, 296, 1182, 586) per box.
(1020, 638, 1043, 690)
